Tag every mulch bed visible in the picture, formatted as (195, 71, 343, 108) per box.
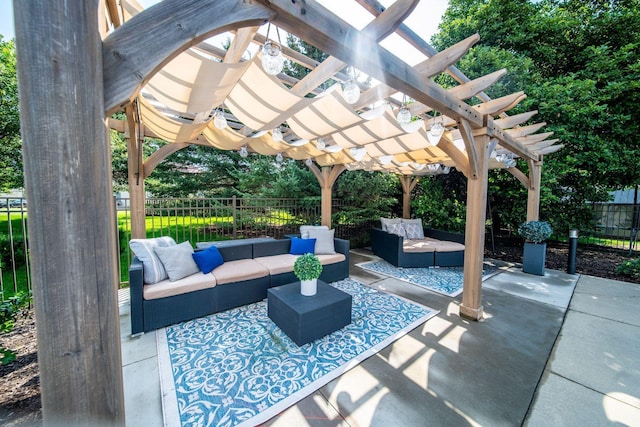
(1, 242, 637, 426)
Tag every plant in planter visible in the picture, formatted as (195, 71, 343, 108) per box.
(294, 253, 323, 296)
(518, 220, 553, 276)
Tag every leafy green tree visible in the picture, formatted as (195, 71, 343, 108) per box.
(432, 0, 640, 234)
(0, 37, 23, 191)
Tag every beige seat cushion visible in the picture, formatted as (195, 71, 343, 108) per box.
(254, 254, 298, 275)
(431, 240, 465, 252)
(403, 239, 437, 253)
(212, 259, 269, 285)
(316, 253, 346, 264)
(143, 272, 216, 300)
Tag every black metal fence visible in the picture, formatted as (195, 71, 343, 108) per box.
(2, 196, 639, 300)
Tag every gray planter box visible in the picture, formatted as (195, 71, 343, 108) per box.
(523, 242, 547, 276)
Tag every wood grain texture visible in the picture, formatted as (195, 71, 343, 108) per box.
(14, 0, 125, 424)
(103, 0, 273, 113)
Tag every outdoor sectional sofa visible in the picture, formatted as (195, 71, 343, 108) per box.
(371, 219, 465, 268)
(129, 236, 349, 334)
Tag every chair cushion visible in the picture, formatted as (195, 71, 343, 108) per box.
(211, 259, 269, 285)
(316, 253, 346, 265)
(154, 241, 200, 282)
(129, 236, 177, 284)
(192, 245, 224, 274)
(290, 237, 316, 255)
(431, 240, 465, 252)
(143, 272, 216, 300)
(403, 239, 437, 253)
(306, 228, 336, 254)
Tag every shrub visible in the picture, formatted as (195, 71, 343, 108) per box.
(616, 258, 640, 280)
(518, 221, 552, 243)
(0, 292, 30, 365)
(293, 253, 323, 281)
(0, 233, 27, 270)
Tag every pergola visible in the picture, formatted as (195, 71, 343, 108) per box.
(14, 0, 560, 424)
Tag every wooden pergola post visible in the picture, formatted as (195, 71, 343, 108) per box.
(460, 134, 490, 321)
(125, 105, 147, 239)
(14, 0, 125, 424)
(526, 158, 543, 221)
(307, 163, 346, 227)
(399, 175, 420, 219)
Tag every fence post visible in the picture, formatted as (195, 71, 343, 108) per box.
(232, 195, 237, 239)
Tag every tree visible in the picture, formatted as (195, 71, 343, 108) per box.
(0, 37, 23, 191)
(432, 0, 640, 234)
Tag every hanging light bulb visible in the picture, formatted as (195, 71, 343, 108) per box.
(214, 109, 227, 130)
(342, 67, 360, 104)
(350, 147, 366, 161)
(427, 122, 445, 146)
(239, 146, 248, 158)
(396, 107, 411, 126)
(261, 40, 285, 76)
(427, 163, 440, 173)
(315, 138, 326, 151)
(272, 128, 283, 142)
(275, 152, 284, 163)
(378, 155, 393, 165)
(305, 158, 313, 166)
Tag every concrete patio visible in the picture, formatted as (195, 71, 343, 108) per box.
(119, 249, 640, 426)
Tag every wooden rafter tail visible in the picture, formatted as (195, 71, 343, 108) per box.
(505, 122, 547, 138)
(493, 110, 538, 128)
(527, 139, 559, 151)
(488, 118, 539, 162)
(535, 144, 564, 156)
(446, 69, 507, 101)
(517, 132, 555, 145)
(473, 92, 526, 116)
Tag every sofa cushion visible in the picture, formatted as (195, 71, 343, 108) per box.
(154, 241, 201, 282)
(254, 254, 298, 275)
(316, 253, 346, 265)
(290, 237, 316, 255)
(300, 225, 329, 238)
(129, 236, 177, 284)
(192, 245, 224, 274)
(211, 259, 269, 285)
(306, 228, 336, 254)
(403, 239, 437, 253)
(402, 219, 425, 240)
(431, 240, 465, 252)
(143, 272, 216, 300)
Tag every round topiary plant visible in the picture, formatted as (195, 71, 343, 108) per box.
(293, 253, 323, 281)
(518, 220, 552, 244)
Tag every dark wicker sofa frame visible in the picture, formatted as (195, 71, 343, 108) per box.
(370, 227, 464, 268)
(129, 238, 350, 334)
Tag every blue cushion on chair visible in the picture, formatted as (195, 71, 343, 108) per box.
(192, 245, 224, 274)
(290, 237, 316, 255)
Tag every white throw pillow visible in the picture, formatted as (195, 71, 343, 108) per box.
(306, 228, 336, 254)
(300, 225, 329, 239)
(154, 241, 200, 282)
(129, 236, 177, 284)
(402, 218, 425, 240)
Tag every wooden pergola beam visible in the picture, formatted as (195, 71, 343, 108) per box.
(223, 26, 259, 63)
(307, 163, 346, 227)
(399, 175, 420, 218)
(103, 0, 274, 114)
(264, 0, 485, 128)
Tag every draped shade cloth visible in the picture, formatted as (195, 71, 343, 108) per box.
(115, 0, 561, 176)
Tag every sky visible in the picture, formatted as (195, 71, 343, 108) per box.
(0, 1, 448, 58)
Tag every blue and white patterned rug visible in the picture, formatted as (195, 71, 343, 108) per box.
(157, 278, 438, 427)
(356, 259, 502, 297)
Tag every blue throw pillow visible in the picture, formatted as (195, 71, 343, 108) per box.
(290, 237, 316, 255)
(192, 245, 224, 274)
